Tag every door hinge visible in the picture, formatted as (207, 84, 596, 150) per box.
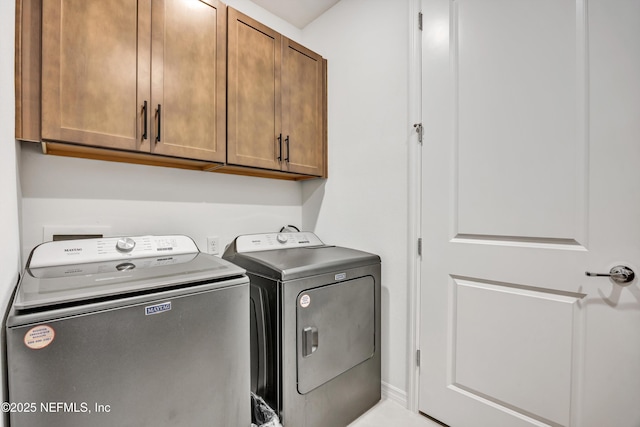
(416, 349, 421, 367)
(418, 12, 423, 31)
(413, 123, 423, 144)
(417, 237, 422, 256)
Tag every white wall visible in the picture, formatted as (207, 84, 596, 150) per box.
(225, 0, 303, 41)
(301, 0, 412, 400)
(20, 143, 303, 260)
(0, 0, 19, 285)
(1, 1, 19, 425)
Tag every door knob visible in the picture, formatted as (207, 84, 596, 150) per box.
(585, 265, 635, 284)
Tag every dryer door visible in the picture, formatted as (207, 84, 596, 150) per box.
(296, 276, 375, 394)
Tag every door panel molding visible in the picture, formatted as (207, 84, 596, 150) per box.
(449, 0, 589, 247)
(452, 234, 587, 251)
(449, 277, 584, 426)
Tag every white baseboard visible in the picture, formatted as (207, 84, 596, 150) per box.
(381, 381, 407, 408)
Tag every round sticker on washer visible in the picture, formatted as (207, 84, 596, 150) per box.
(24, 325, 55, 350)
(299, 294, 311, 308)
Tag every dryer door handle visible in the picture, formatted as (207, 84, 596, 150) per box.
(302, 326, 318, 357)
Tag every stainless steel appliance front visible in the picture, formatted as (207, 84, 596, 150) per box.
(296, 276, 375, 394)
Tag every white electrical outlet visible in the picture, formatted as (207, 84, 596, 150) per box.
(207, 236, 220, 255)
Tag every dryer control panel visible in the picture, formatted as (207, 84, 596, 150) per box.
(234, 232, 324, 253)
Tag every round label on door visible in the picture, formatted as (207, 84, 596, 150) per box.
(300, 294, 311, 308)
(24, 325, 55, 350)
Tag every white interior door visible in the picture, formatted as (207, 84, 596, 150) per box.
(418, 1, 640, 426)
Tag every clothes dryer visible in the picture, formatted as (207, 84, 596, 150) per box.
(223, 232, 381, 427)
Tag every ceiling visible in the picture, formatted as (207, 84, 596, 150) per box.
(250, 0, 341, 28)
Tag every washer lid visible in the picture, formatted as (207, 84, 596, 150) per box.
(15, 236, 245, 310)
(225, 244, 380, 281)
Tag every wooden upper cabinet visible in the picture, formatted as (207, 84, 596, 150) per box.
(18, 1, 325, 179)
(227, 7, 327, 177)
(151, 0, 226, 161)
(38, 0, 226, 162)
(227, 8, 282, 171)
(282, 38, 325, 176)
(41, 0, 142, 150)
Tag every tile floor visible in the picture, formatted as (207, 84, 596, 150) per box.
(348, 399, 443, 427)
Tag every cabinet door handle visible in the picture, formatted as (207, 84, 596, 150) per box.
(155, 104, 162, 143)
(277, 134, 282, 162)
(285, 135, 290, 163)
(142, 101, 148, 140)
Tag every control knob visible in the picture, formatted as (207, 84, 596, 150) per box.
(276, 233, 288, 244)
(116, 237, 136, 253)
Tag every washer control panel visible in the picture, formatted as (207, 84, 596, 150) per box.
(29, 235, 199, 268)
(235, 232, 324, 253)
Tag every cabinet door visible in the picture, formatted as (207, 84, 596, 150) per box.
(282, 39, 326, 176)
(227, 8, 283, 170)
(151, 0, 226, 162)
(41, 0, 149, 150)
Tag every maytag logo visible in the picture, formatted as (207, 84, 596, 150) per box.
(64, 248, 83, 253)
(145, 302, 172, 316)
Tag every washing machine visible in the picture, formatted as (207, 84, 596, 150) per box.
(5, 235, 250, 427)
(223, 232, 381, 427)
